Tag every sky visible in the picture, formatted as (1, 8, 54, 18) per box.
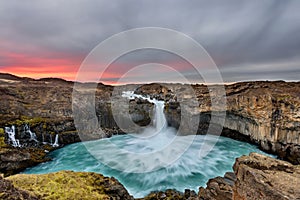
(0, 0, 299, 84)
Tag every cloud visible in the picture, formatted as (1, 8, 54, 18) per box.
(0, 0, 299, 83)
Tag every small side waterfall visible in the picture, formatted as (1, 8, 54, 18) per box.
(52, 134, 59, 147)
(5, 125, 20, 147)
(24, 124, 38, 142)
(3, 124, 60, 148)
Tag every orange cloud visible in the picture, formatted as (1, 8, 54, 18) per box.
(0, 43, 213, 84)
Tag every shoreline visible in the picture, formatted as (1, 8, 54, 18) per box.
(1, 152, 299, 199)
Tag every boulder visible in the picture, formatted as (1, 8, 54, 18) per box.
(233, 153, 300, 200)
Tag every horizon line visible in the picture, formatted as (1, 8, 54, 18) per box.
(0, 71, 299, 86)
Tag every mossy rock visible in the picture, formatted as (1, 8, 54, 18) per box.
(0, 136, 7, 148)
(42, 123, 47, 129)
(7, 171, 133, 200)
(0, 128, 5, 147)
(7, 116, 48, 127)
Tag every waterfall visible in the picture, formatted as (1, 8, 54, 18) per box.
(52, 134, 59, 147)
(42, 133, 46, 144)
(25, 124, 38, 142)
(153, 101, 167, 132)
(122, 91, 167, 132)
(5, 125, 21, 147)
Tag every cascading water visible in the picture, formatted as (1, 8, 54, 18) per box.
(42, 133, 45, 144)
(5, 125, 20, 147)
(3, 124, 60, 148)
(24, 124, 38, 142)
(52, 134, 59, 147)
(153, 101, 166, 132)
(24, 91, 273, 198)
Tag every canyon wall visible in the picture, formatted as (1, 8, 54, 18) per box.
(0, 73, 299, 167)
(162, 82, 300, 164)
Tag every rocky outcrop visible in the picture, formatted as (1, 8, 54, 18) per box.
(0, 147, 50, 176)
(195, 153, 300, 200)
(6, 170, 134, 200)
(233, 153, 300, 200)
(198, 172, 235, 200)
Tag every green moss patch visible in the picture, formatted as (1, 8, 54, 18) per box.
(15, 116, 47, 126)
(0, 136, 7, 148)
(7, 171, 130, 200)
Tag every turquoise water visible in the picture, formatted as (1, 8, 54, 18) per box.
(23, 92, 273, 197)
(23, 134, 271, 198)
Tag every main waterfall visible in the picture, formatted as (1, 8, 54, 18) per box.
(122, 91, 167, 133)
(24, 91, 271, 198)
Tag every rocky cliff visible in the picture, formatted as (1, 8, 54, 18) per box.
(159, 81, 300, 164)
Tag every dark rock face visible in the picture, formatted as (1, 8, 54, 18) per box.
(0, 148, 50, 176)
(233, 153, 300, 200)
